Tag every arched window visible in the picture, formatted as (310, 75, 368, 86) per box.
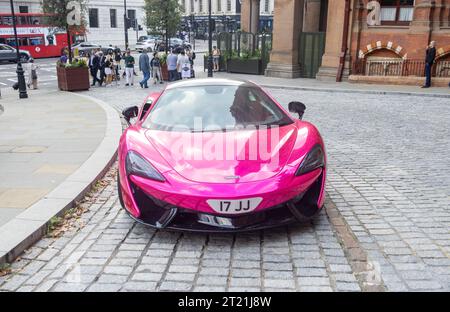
(379, 0, 414, 25)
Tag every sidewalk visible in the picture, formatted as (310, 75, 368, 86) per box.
(192, 51, 449, 97)
(209, 71, 450, 98)
(0, 88, 121, 263)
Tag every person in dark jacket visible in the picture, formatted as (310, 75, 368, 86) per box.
(88, 49, 100, 86)
(98, 51, 106, 87)
(139, 48, 151, 88)
(422, 41, 436, 88)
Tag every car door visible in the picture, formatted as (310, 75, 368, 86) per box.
(0, 45, 11, 61)
(0, 45, 6, 61)
(0, 45, 15, 61)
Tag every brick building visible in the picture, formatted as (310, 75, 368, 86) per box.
(240, 0, 450, 86)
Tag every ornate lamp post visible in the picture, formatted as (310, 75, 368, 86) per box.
(9, 0, 28, 99)
(207, 0, 213, 77)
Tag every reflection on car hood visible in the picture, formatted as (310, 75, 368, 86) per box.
(144, 125, 299, 183)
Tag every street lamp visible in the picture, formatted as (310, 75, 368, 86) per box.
(207, 0, 213, 77)
(9, 0, 27, 99)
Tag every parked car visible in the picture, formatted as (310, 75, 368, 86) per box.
(119, 78, 326, 232)
(71, 42, 113, 56)
(135, 35, 162, 52)
(0, 44, 32, 63)
(155, 38, 192, 52)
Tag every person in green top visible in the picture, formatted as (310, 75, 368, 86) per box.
(124, 49, 135, 86)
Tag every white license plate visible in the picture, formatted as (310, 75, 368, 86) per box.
(207, 198, 262, 215)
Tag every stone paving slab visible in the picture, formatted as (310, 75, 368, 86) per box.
(0, 166, 363, 292)
(0, 90, 106, 226)
(0, 90, 122, 264)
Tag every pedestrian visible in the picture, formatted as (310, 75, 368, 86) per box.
(60, 48, 69, 64)
(124, 49, 135, 86)
(114, 49, 122, 81)
(422, 41, 436, 88)
(187, 48, 196, 78)
(212, 46, 221, 72)
(104, 52, 114, 86)
(89, 49, 100, 86)
(177, 50, 191, 80)
(167, 49, 178, 82)
(26, 59, 39, 89)
(139, 48, 151, 88)
(151, 52, 163, 84)
(97, 51, 106, 87)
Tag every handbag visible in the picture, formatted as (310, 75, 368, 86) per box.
(31, 69, 37, 80)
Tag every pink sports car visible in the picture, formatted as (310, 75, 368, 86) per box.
(118, 79, 326, 232)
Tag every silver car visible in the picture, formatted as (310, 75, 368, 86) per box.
(135, 35, 162, 52)
(0, 44, 32, 63)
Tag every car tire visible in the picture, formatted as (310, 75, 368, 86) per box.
(117, 171, 125, 209)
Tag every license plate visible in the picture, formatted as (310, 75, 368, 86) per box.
(207, 198, 263, 215)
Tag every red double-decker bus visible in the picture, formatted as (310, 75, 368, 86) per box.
(0, 13, 85, 59)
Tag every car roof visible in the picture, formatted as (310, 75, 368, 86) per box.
(165, 78, 258, 90)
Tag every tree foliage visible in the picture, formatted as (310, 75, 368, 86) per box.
(144, 0, 182, 39)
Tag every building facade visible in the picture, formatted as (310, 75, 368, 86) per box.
(1, 0, 148, 49)
(179, 0, 274, 34)
(240, 0, 450, 86)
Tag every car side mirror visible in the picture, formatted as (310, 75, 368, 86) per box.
(122, 106, 139, 125)
(288, 101, 306, 120)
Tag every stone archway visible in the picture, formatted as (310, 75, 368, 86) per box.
(358, 41, 408, 60)
(436, 45, 450, 60)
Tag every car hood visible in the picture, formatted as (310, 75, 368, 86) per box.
(144, 124, 299, 183)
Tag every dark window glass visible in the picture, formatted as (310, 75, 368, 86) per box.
(19, 6, 29, 13)
(89, 8, 99, 28)
(143, 85, 293, 132)
(110, 9, 117, 28)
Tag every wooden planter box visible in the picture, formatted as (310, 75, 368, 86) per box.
(161, 64, 169, 81)
(56, 66, 90, 91)
(227, 59, 262, 75)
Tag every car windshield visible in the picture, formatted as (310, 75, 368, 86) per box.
(142, 85, 293, 132)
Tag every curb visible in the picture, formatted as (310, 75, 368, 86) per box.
(0, 93, 122, 265)
(258, 83, 450, 99)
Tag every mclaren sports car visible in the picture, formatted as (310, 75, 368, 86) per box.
(118, 78, 326, 232)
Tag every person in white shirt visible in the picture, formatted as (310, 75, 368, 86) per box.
(177, 50, 191, 79)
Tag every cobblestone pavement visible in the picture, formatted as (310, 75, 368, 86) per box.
(0, 80, 449, 292)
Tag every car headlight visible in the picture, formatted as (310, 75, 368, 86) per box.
(125, 151, 165, 182)
(295, 144, 324, 176)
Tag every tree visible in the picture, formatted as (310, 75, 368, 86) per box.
(41, 0, 87, 62)
(144, 0, 182, 52)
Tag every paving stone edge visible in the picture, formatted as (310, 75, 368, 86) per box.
(325, 197, 386, 292)
(0, 92, 122, 265)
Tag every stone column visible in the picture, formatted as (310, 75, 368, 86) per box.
(265, 0, 305, 78)
(316, 0, 347, 81)
(241, 0, 261, 33)
(303, 0, 322, 32)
